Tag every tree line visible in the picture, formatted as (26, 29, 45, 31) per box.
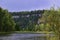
(0, 7, 60, 39)
(0, 7, 56, 32)
(10, 10, 45, 31)
(0, 7, 48, 32)
(0, 7, 15, 32)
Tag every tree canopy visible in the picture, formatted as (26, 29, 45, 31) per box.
(0, 7, 16, 32)
(41, 7, 60, 39)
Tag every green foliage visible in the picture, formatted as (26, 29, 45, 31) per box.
(41, 7, 60, 39)
(0, 7, 16, 32)
(10, 10, 44, 31)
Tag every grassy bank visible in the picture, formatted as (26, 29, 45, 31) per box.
(0, 32, 13, 36)
(0, 31, 54, 36)
(14, 31, 54, 34)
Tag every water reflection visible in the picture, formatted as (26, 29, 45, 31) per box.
(0, 33, 53, 40)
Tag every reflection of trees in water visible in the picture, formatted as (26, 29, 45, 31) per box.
(20, 36, 47, 40)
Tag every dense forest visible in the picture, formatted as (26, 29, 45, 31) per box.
(0, 7, 60, 39)
(0, 7, 53, 32)
(10, 10, 44, 31)
(0, 7, 15, 32)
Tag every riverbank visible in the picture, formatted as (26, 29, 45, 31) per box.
(0, 31, 54, 36)
(13, 31, 54, 34)
(0, 32, 13, 36)
(0, 31, 54, 34)
(0, 31, 56, 40)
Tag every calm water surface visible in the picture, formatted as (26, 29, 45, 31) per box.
(0, 33, 53, 40)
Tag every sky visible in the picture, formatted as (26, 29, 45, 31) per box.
(0, 0, 60, 12)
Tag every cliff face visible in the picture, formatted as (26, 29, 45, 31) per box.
(9, 10, 44, 30)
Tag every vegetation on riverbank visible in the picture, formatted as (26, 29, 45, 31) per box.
(0, 7, 16, 32)
(41, 7, 60, 40)
(0, 7, 60, 40)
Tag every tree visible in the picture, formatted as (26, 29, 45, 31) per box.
(41, 7, 60, 40)
(0, 7, 15, 32)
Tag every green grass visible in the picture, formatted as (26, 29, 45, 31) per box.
(14, 31, 54, 34)
(0, 32, 13, 36)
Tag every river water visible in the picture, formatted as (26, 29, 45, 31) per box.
(0, 33, 54, 40)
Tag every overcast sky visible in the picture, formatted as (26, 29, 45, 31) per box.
(0, 0, 60, 12)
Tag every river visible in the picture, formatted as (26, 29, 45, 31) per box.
(0, 33, 54, 40)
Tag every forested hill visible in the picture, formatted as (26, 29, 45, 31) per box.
(9, 10, 45, 31)
(0, 7, 50, 31)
